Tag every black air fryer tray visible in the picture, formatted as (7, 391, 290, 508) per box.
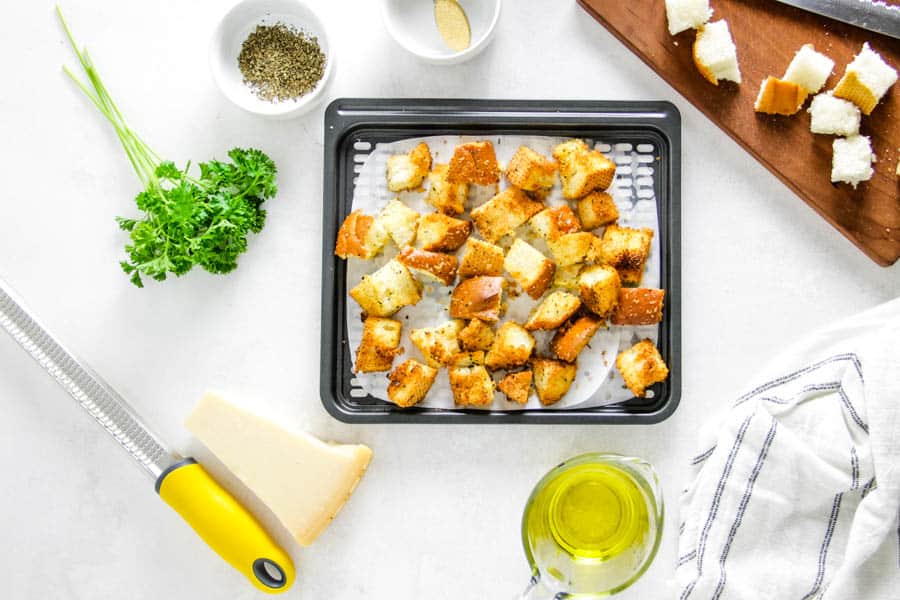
(320, 98, 681, 424)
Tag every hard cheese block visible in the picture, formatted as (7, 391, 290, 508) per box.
(185, 393, 372, 546)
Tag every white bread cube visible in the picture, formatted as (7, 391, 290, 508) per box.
(831, 135, 874, 188)
(387, 359, 438, 407)
(783, 44, 834, 93)
(355, 317, 403, 373)
(693, 20, 741, 85)
(349, 259, 422, 317)
(377, 198, 419, 248)
(410, 320, 464, 367)
(386, 142, 432, 192)
(426, 163, 468, 216)
(504, 239, 556, 300)
(524, 291, 581, 331)
(665, 0, 712, 35)
(833, 42, 898, 115)
(485, 322, 535, 370)
(808, 93, 860, 136)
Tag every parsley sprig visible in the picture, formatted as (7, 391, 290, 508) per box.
(57, 7, 277, 287)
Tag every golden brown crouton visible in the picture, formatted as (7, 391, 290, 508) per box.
(616, 339, 669, 397)
(524, 291, 582, 331)
(335, 210, 390, 259)
(449, 276, 504, 321)
(377, 198, 419, 248)
(426, 163, 469, 216)
(355, 317, 403, 373)
(611, 288, 665, 326)
(458, 318, 495, 351)
(397, 247, 458, 286)
(600, 225, 653, 285)
(417, 213, 472, 252)
(532, 358, 577, 405)
(449, 365, 495, 407)
(450, 351, 485, 367)
(470, 188, 544, 243)
(458, 239, 505, 278)
(387, 142, 432, 192)
(551, 316, 603, 362)
(498, 370, 532, 404)
(578, 264, 621, 317)
(548, 232, 603, 267)
(529, 205, 582, 241)
(504, 239, 556, 300)
(484, 322, 535, 370)
(446, 141, 500, 185)
(409, 320, 464, 367)
(387, 359, 438, 407)
(553, 139, 616, 199)
(349, 259, 422, 317)
(553, 264, 583, 291)
(505, 146, 557, 191)
(577, 191, 619, 230)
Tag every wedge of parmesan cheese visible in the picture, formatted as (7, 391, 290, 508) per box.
(185, 393, 372, 546)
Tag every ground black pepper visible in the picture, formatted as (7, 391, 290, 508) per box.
(238, 22, 325, 102)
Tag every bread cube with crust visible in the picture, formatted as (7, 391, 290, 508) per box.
(417, 213, 472, 252)
(504, 239, 555, 300)
(449, 365, 495, 407)
(529, 205, 582, 241)
(505, 146, 557, 191)
(426, 163, 469, 216)
(349, 259, 422, 317)
(458, 318, 495, 352)
(459, 239, 505, 278)
(450, 351, 485, 367)
(447, 141, 500, 185)
(470, 187, 544, 244)
(377, 199, 419, 248)
(548, 232, 603, 267)
(397, 247, 458, 286)
(410, 320, 464, 367)
(578, 264, 621, 317)
(387, 142, 432, 192)
(387, 359, 438, 407)
(833, 42, 898, 115)
(693, 20, 741, 85)
(754, 76, 807, 115)
(616, 339, 669, 398)
(355, 317, 403, 373)
(450, 276, 504, 321)
(335, 210, 390, 259)
(553, 264, 583, 291)
(577, 191, 619, 230)
(551, 316, 603, 363)
(498, 370, 532, 404)
(600, 225, 653, 285)
(532, 358, 577, 405)
(553, 139, 616, 199)
(485, 322, 535, 370)
(611, 288, 665, 326)
(524, 291, 582, 331)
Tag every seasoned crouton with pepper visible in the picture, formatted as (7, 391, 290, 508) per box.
(355, 317, 403, 373)
(532, 358, 577, 405)
(450, 276, 504, 321)
(611, 288, 665, 326)
(426, 163, 468, 216)
(524, 291, 582, 331)
(458, 318, 495, 352)
(504, 239, 555, 300)
(577, 191, 619, 230)
(578, 264, 621, 317)
(349, 259, 422, 317)
(553, 139, 616, 199)
(335, 210, 390, 259)
(553, 264, 583, 291)
(616, 339, 669, 397)
(449, 365, 495, 407)
(505, 146, 557, 191)
(447, 141, 500, 185)
(600, 225, 653, 285)
(485, 322, 535, 370)
(551, 316, 603, 363)
(417, 213, 472, 252)
(548, 232, 603, 267)
(377, 198, 419, 248)
(410, 320, 464, 367)
(498, 370, 532, 404)
(450, 351, 485, 367)
(459, 238, 505, 278)
(397, 247, 458, 286)
(388, 359, 438, 407)
(387, 142, 432, 192)
(529, 205, 582, 241)
(470, 188, 544, 243)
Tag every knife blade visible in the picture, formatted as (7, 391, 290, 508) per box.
(773, 0, 900, 40)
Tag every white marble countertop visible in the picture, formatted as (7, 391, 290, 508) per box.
(1, 1, 898, 598)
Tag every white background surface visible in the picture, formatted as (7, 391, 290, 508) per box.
(1, 2, 898, 598)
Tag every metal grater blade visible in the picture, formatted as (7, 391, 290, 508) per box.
(0, 279, 178, 479)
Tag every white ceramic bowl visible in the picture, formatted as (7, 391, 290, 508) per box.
(210, 0, 334, 119)
(382, 0, 502, 65)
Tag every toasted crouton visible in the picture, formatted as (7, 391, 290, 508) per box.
(410, 320, 464, 367)
(349, 259, 422, 317)
(532, 358, 577, 405)
(459, 239, 505, 278)
(335, 210, 390, 259)
(754, 76, 807, 115)
(449, 365, 495, 407)
(553, 139, 616, 199)
(504, 239, 555, 300)
(388, 359, 438, 407)
(553, 264, 583, 291)
(577, 191, 619, 230)
(529, 205, 582, 241)
(551, 316, 603, 363)
(498, 370, 532, 404)
(578, 264, 621, 317)
(387, 142, 432, 192)
(459, 318, 495, 351)
(616, 339, 669, 397)
(447, 141, 500, 185)
(355, 317, 403, 373)
(417, 213, 472, 252)
(485, 322, 535, 370)
(377, 199, 419, 248)
(426, 163, 469, 216)
(611, 288, 665, 325)
(524, 291, 582, 331)
(505, 146, 557, 191)
(470, 188, 544, 243)
(397, 247, 458, 286)
(548, 232, 603, 267)
(450, 351, 485, 367)
(600, 225, 653, 285)
(450, 276, 505, 322)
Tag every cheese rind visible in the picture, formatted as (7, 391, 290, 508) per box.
(185, 393, 372, 546)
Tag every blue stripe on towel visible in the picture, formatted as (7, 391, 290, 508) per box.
(850, 447, 859, 490)
(691, 446, 716, 465)
(800, 493, 843, 600)
(734, 354, 862, 406)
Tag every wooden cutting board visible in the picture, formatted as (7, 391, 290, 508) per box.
(578, 0, 900, 266)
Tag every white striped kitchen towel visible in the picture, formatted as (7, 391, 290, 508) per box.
(677, 298, 900, 600)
